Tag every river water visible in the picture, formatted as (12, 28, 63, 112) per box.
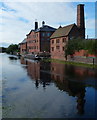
(1, 53, 97, 119)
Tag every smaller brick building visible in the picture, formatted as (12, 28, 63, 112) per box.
(19, 38, 27, 55)
(50, 24, 81, 60)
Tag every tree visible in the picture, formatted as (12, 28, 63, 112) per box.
(65, 38, 97, 59)
(6, 44, 19, 54)
(65, 38, 84, 58)
(84, 39, 97, 55)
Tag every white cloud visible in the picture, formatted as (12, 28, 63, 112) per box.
(0, 2, 77, 46)
(0, 2, 96, 47)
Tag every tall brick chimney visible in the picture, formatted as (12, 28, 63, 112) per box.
(35, 20, 38, 30)
(77, 4, 85, 39)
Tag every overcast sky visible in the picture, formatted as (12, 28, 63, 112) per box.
(0, 1, 96, 47)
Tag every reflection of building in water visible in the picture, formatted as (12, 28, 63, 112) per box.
(39, 61, 51, 88)
(50, 62, 97, 115)
(21, 57, 28, 65)
(27, 61, 40, 80)
(20, 59, 96, 114)
(27, 60, 40, 88)
(21, 58, 51, 88)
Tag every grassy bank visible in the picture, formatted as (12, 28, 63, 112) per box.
(42, 58, 97, 69)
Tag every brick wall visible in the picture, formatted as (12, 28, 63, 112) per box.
(27, 31, 40, 53)
(20, 43, 27, 55)
(73, 50, 97, 57)
(40, 31, 53, 52)
(67, 55, 97, 64)
(50, 36, 68, 60)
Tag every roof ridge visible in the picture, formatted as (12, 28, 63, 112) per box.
(50, 23, 76, 39)
(62, 23, 75, 28)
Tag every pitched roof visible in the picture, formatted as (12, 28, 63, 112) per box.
(35, 25, 56, 32)
(26, 29, 35, 36)
(20, 38, 27, 44)
(50, 23, 76, 39)
(26, 25, 56, 36)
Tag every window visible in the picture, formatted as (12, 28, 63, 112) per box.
(33, 40, 36, 43)
(56, 75, 60, 81)
(41, 38, 44, 41)
(63, 47, 65, 51)
(52, 40, 54, 44)
(52, 74, 54, 79)
(33, 35, 36, 38)
(52, 47, 54, 51)
(62, 38, 66, 43)
(56, 39, 60, 43)
(28, 35, 30, 38)
(47, 33, 51, 37)
(56, 46, 60, 49)
(42, 32, 45, 36)
(51, 67, 54, 71)
(29, 46, 31, 49)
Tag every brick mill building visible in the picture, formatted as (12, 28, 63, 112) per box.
(26, 21, 56, 54)
(19, 38, 27, 55)
(50, 4, 85, 60)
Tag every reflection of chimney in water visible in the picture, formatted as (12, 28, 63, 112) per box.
(76, 88, 86, 115)
(35, 80, 39, 89)
(43, 81, 46, 88)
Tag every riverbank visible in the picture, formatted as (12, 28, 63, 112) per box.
(42, 58, 97, 69)
(3, 53, 97, 68)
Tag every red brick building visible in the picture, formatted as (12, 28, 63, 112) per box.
(19, 38, 27, 55)
(26, 21, 56, 54)
(50, 4, 85, 60)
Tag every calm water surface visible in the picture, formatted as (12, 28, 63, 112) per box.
(1, 53, 97, 118)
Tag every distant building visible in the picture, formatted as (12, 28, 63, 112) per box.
(26, 21, 56, 54)
(19, 38, 27, 55)
(50, 4, 85, 60)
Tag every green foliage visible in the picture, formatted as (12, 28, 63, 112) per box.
(0, 47, 6, 53)
(65, 38, 82, 56)
(65, 38, 97, 56)
(82, 39, 97, 55)
(6, 44, 19, 54)
(42, 58, 97, 68)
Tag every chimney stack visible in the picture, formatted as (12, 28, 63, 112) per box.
(35, 20, 38, 30)
(77, 4, 85, 28)
(77, 4, 85, 38)
(42, 21, 45, 27)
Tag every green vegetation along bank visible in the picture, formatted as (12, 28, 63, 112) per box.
(42, 58, 97, 69)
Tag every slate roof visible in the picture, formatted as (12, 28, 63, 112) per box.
(35, 25, 56, 32)
(50, 23, 76, 39)
(20, 38, 27, 44)
(26, 25, 56, 36)
(26, 29, 35, 36)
